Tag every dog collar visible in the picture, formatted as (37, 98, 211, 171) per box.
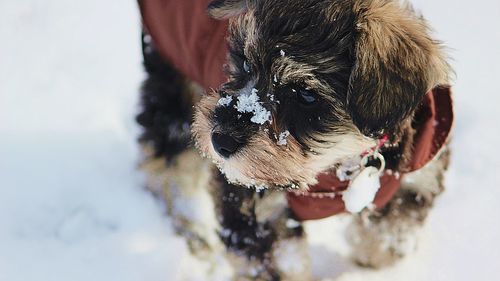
(287, 87, 454, 221)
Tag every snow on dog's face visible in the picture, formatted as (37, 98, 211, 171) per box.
(193, 0, 450, 189)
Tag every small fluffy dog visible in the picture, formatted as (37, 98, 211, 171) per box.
(137, 0, 453, 280)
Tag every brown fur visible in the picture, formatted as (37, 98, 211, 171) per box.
(207, 0, 250, 19)
(348, 0, 451, 136)
(193, 90, 320, 189)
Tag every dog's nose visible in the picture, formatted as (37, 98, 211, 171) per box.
(211, 132, 241, 158)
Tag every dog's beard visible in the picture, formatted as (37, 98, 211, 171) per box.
(193, 93, 376, 190)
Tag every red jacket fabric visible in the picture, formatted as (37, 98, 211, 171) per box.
(139, 0, 228, 90)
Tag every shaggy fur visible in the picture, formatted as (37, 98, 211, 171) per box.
(137, 0, 451, 280)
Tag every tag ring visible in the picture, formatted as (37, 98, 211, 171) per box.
(361, 152, 386, 176)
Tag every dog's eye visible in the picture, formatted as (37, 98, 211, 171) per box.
(243, 60, 252, 74)
(295, 88, 317, 105)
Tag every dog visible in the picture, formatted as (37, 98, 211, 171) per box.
(137, 0, 453, 280)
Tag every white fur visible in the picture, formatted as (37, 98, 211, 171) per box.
(272, 239, 313, 281)
(307, 132, 375, 174)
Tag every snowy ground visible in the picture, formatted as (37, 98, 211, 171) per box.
(1, 0, 499, 280)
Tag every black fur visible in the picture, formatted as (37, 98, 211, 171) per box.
(211, 171, 304, 279)
(211, 172, 280, 280)
(213, 172, 277, 260)
(213, 93, 259, 147)
(136, 31, 193, 161)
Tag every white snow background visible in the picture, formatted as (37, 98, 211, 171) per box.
(1, 0, 499, 280)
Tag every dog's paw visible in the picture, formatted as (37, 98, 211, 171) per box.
(272, 238, 313, 281)
(178, 227, 214, 257)
(347, 214, 418, 268)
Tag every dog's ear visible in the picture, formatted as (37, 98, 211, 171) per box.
(347, 0, 450, 137)
(207, 0, 249, 19)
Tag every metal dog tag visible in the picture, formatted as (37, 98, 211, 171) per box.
(342, 166, 381, 213)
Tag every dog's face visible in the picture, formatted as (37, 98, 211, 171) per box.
(193, 0, 449, 189)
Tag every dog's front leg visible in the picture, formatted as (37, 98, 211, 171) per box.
(140, 148, 221, 257)
(256, 191, 313, 281)
(211, 173, 312, 281)
(347, 148, 450, 268)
